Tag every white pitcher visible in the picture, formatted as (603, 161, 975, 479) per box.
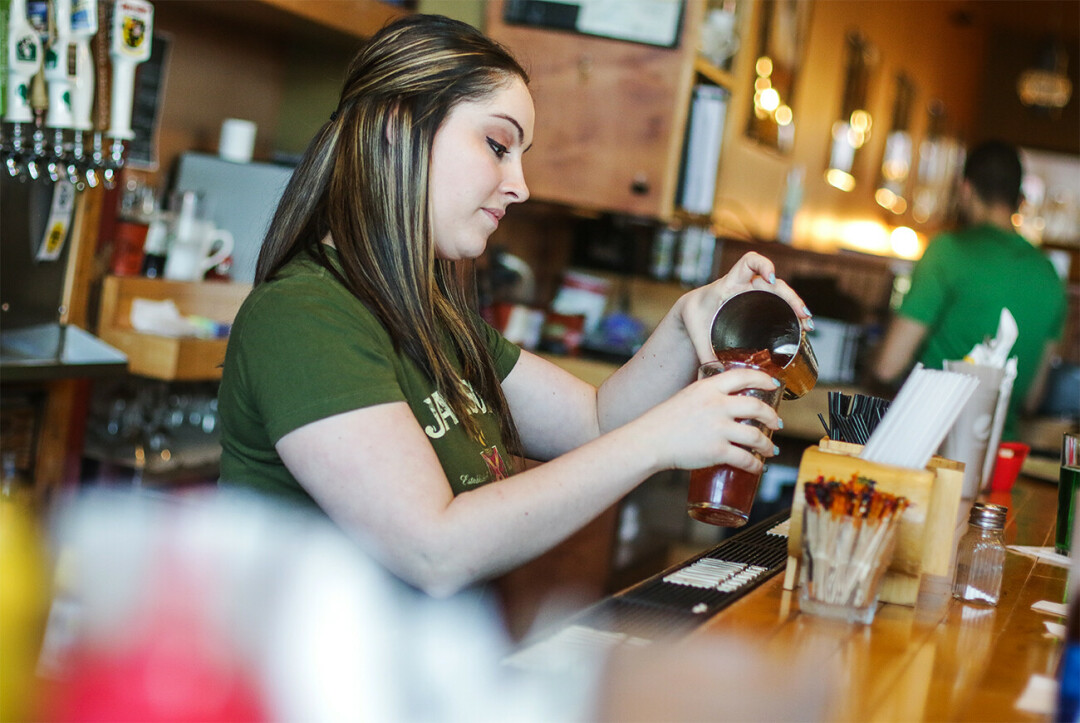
(164, 221, 234, 282)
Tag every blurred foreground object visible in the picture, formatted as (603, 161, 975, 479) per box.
(0, 500, 52, 722)
(37, 489, 592, 722)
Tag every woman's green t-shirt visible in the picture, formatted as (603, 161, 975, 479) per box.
(217, 249, 521, 508)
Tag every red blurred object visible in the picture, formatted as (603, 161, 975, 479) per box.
(989, 442, 1031, 493)
(109, 221, 150, 277)
(488, 302, 514, 333)
(541, 312, 585, 356)
(42, 562, 269, 723)
(205, 255, 234, 282)
(43, 640, 267, 723)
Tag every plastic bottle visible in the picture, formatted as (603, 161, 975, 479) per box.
(650, 225, 678, 281)
(1, 451, 20, 499)
(111, 179, 155, 276)
(140, 214, 169, 278)
(777, 165, 804, 245)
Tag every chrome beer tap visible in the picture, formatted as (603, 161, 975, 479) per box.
(85, 129, 104, 187)
(46, 127, 67, 182)
(25, 108, 47, 181)
(68, 129, 88, 189)
(3, 122, 29, 178)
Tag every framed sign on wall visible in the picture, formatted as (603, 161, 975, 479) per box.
(502, 0, 685, 48)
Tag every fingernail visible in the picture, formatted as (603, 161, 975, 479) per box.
(778, 418, 784, 429)
(773, 378, 782, 387)
(773, 445, 779, 456)
(802, 306, 812, 317)
(768, 272, 776, 284)
(807, 318, 815, 331)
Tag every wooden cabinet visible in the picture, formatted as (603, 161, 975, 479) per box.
(253, 0, 407, 38)
(80, 278, 250, 486)
(97, 277, 251, 381)
(485, 0, 717, 220)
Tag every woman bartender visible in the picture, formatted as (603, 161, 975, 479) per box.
(217, 14, 812, 597)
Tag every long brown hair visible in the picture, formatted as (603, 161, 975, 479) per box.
(255, 15, 527, 455)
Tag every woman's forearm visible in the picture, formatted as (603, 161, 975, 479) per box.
(393, 417, 665, 596)
(422, 357, 781, 595)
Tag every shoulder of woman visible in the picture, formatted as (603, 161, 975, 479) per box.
(235, 268, 388, 344)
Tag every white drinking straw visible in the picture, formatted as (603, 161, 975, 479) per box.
(861, 367, 978, 469)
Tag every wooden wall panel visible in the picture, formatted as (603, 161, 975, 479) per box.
(715, 0, 989, 246)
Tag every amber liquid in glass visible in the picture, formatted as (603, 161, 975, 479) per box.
(687, 349, 787, 527)
(688, 465, 762, 527)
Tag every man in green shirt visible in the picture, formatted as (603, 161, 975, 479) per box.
(873, 140, 1066, 440)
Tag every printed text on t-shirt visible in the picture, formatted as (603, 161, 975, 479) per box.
(421, 381, 489, 439)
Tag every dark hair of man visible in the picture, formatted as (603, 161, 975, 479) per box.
(254, 14, 528, 456)
(962, 140, 1024, 211)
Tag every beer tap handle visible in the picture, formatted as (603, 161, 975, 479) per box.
(4, 0, 44, 179)
(85, 0, 110, 187)
(26, 64, 48, 181)
(64, 0, 96, 188)
(69, 0, 97, 131)
(45, 0, 76, 130)
(104, 0, 153, 188)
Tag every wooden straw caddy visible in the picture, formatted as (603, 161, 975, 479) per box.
(783, 439, 966, 606)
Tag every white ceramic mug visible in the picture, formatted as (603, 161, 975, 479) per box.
(218, 118, 257, 163)
(164, 222, 234, 282)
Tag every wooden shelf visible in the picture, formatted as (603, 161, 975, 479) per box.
(182, 0, 408, 44)
(672, 207, 716, 227)
(693, 55, 735, 89)
(256, 0, 408, 39)
(97, 277, 251, 381)
(485, 0, 703, 220)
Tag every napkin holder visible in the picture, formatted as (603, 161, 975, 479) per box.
(783, 439, 965, 606)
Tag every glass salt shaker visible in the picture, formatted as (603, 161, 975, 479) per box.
(952, 502, 1008, 605)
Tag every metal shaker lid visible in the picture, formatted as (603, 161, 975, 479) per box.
(968, 502, 1008, 530)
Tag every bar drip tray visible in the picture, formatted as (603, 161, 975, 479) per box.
(505, 511, 790, 672)
(1, 323, 128, 382)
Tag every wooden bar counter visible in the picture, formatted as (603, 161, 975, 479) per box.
(595, 477, 1071, 722)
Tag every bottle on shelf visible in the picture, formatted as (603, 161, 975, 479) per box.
(778, 165, 804, 245)
(1, 451, 34, 508)
(110, 178, 157, 276)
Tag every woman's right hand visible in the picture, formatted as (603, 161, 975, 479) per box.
(639, 366, 782, 473)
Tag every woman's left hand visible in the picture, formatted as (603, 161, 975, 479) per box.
(677, 251, 813, 364)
